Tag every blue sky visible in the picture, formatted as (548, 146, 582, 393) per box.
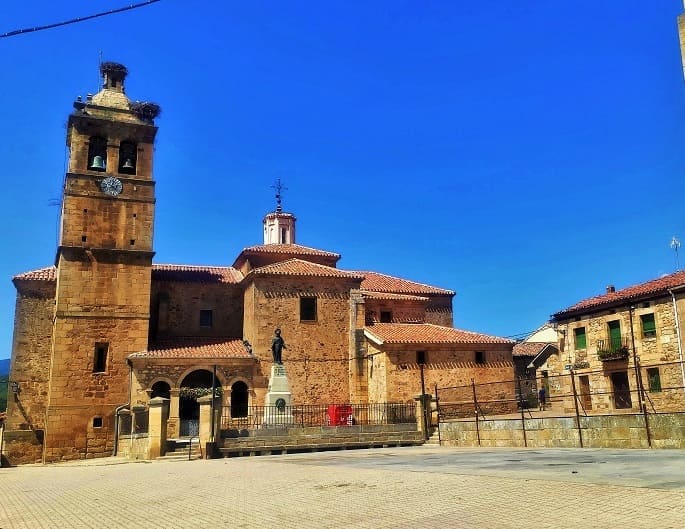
(1, 1, 685, 360)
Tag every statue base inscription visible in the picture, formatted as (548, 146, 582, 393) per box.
(263, 364, 293, 427)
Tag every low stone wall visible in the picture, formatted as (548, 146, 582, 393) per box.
(1, 429, 43, 466)
(439, 413, 685, 449)
(219, 423, 422, 456)
(116, 434, 150, 460)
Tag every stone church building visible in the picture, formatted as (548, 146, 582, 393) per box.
(4, 63, 514, 464)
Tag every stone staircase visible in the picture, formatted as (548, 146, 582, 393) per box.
(423, 427, 441, 446)
(156, 438, 203, 461)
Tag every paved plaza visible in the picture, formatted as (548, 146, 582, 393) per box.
(1, 446, 684, 528)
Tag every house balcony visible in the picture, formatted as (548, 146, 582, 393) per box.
(596, 337, 630, 362)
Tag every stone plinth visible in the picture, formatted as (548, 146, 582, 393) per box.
(263, 365, 294, 426)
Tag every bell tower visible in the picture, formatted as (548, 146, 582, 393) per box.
(263, 178, 296, 244)
(44, 62, 160, 462)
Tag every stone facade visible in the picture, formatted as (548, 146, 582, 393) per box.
(550, 281, 685, 414)
(4, 63, 518, 465)
(243, 275, 362, 404)
(366, 342, 515, 404)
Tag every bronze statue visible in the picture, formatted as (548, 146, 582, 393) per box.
(271, 328, 286, 364)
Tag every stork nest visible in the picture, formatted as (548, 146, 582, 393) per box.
(100, 62, 128, 77)
(131, 101, 161, 122)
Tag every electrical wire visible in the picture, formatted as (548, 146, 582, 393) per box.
(1, 1, 162, 39)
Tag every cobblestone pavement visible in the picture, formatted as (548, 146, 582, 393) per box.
(1, 446, 684, 529)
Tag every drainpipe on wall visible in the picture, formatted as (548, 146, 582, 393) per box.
(668, 288, 685, 394)
(112, 359, 134, 456)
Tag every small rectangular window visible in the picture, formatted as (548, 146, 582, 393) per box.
(93, 343, 108, 373)
(300, 297, 317, 321)
(647, 367, 662, 392)
(640, 313, 656, 338)
(200, 309, 213, 328)
(380, 311, 392, 323)
(574, 327, 587, 350)
(416, 351, 426, 365)
(93, 417, 103, 428)
(475, 351, 486, 364)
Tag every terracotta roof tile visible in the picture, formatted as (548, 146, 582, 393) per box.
(152, 264, 243, 284)
(240, 244, 340, 259)
(13, 266, 56, 281)
(13, 265, 243, 284)
(351, 271, 455, 296)
(129, 337, 253, 359)
(250, 259, 364, 280)
(553, 270, 685, 319)
(361, 290, 429, 302)
(512, 342, 555, 357)
(364, 324, 513, 345)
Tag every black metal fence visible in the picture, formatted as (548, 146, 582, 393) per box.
(435, 359, 685, 447)
(221, 402, 416, 431)
(437, 359, 685, 419)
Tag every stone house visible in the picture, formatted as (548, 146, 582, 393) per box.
(550, 273, 685, 413)
(3, 63, 514, 464)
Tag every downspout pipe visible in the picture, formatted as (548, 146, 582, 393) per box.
(668, 288, 685, 394)
(112, 359, 133, 456)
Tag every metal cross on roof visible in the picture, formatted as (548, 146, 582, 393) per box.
(271, 178, 287, 212)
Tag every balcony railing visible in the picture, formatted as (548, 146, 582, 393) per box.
(596, 336, 630, 361)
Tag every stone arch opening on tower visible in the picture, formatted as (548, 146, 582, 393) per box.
(118, 140, 137, 174)
(87, 136, 107, 171)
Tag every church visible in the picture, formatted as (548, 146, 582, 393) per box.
(4, 63, 515, 464)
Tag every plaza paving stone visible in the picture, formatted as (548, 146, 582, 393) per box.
(1, 446, 684, 528)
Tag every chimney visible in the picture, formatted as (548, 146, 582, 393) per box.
(606, 285, 616, 294)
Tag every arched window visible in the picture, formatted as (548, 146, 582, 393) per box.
(88, 136, 107, 172)
(151, 381, 171, 399)
(118, 140, 137, 174)
(231, 381, 249, 418)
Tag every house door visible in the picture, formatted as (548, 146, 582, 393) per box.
(610, 371, 632, 409)
(578, 375, 592, 411)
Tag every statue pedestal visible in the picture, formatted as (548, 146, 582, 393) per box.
(263, 364, 294, 427)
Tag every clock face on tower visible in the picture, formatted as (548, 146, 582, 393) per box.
(100, 176, 123, 196)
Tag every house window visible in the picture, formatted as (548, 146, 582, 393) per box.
(300, 297, 317, 321)
(416, 351, 426, 365)
(647, 368, 662, 392)
(640, 313, 656, 338)
(93, 343, 108, 373)
(93, 417, 103, 428)
(380, 311, 392, 323)
(475, 351, 486, 364)
(574, 327, 587, 350)
(200, 309, 213, 328)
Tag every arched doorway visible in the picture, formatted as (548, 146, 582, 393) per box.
(231, 381, 249, 418)
(179, 370, 219, 437)
(151, 381, 171, 399)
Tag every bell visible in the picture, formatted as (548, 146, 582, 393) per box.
(122, 158, 134, 170)
(90, 155, 105, 170)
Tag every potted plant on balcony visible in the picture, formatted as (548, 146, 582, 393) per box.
(597, 346, 629, 361)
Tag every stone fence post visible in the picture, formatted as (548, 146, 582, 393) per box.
(148, 397, 169, 459)
(198, 395, 221, 457)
